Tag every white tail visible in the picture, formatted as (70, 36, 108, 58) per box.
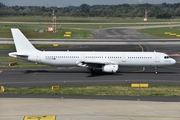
(11, 28, 37, 52)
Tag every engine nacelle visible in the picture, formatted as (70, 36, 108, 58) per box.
(102, 64, 119, 73)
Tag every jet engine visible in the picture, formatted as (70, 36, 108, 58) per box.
(102, 64, 119, 73)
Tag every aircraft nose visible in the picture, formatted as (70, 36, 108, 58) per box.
(172, 59, 176, 64)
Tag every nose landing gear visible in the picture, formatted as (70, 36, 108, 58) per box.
(155, 66, 158, 74)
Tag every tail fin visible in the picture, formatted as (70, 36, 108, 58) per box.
(11, 28, 37, 52)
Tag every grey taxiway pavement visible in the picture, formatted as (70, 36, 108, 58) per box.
(1, 98, 180, 120)
(0, 64, 180, 88)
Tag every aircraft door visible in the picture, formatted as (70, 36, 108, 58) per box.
(122, 54, 126, 62)
(36, 52, 41, 63)
(155, 53, 160, 62)
(81, 54, 85, 61)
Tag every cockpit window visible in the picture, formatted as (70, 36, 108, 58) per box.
(164, 56, 170, 59)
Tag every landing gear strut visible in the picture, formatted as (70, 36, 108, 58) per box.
(155, 66, 158, 74)
(90, 69, 96, 75)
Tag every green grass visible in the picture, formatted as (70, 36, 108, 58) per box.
(0, 20, 179, 39)
(0, 17, 180, 39)
(0, 44, 72, 50)
(138, 27, 180, 39)
(0, 23, 93, 39)
(0, 56, 25, 62)
(0, 44, 16, 50)
(0, 23, 175, 39)
(1, 16, 180, 23)
(60, 24, 147, 29)
(1, 84, 180, 96)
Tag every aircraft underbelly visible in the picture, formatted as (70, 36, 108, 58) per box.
(41, 59, 77, 66)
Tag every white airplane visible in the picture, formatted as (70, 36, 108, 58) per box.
(9, 28, 176, 75)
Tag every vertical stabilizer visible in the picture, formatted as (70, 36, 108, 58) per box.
(11, 28, 37, 52)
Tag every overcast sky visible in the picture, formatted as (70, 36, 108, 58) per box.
(1, 0, 179, 7)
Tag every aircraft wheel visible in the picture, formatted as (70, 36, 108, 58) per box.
(155, 67, 158, 75)
(90, 69, 96, 75)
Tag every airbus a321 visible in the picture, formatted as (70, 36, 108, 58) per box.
(9, 28, 176, 75)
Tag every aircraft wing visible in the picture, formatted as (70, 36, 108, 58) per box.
(77, 60, 118, 68)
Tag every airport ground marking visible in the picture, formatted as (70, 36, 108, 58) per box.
(138, 44, 144, 52)
(133, 67, 145, 72)
(164, 66, 180, 70)
(33, 72, 37, 77)
(24, 115, 56, 120)
(35, 114, 180, 119)
(112, 114, 180, 119)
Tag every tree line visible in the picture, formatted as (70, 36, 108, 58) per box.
(0, 2, 180, 18)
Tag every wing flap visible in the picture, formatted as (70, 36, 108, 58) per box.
(82, 60, 118, 65)
(77, 60, 118, 67)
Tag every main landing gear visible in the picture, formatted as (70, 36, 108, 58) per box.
(155, 66, 158, 74)
(90, 68, 97, 75)
(90, 69, 96, 75)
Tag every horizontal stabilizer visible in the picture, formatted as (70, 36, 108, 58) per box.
(9, 52, 28, 58)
